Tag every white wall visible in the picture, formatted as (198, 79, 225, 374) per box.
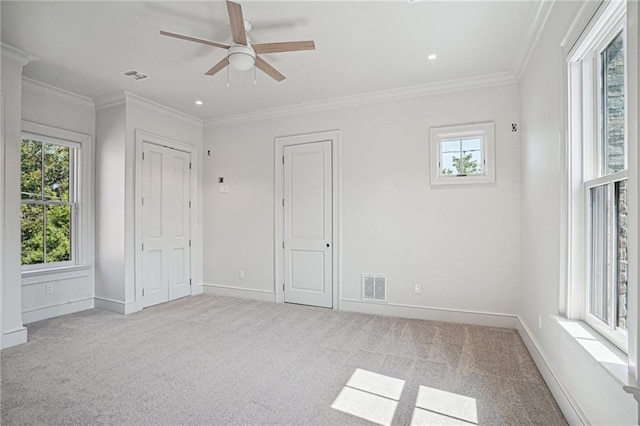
(20, 79, 96, 324)
(95, 93, 203, 313)
(519, 1, 638, 424)
(95, 104, 127, 306)
(1, 48, 30, 348)
(203, 83, 521, 322)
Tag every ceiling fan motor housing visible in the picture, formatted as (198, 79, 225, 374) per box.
(228, 44, 256, 71)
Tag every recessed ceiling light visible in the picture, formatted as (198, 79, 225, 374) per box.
(428, 54, 437, 60)
(195, 100, 204, 106)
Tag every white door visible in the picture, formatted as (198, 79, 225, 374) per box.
(141, 142, 191, 308)
(283, 141, 333, 308)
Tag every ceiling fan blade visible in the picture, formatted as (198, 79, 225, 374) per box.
(226, 0, 247, 45)
(253, 41, 316, 55)
(255, 56, 286, 82)
(160, 31, 229, 50)
(205, 57, 230, 76)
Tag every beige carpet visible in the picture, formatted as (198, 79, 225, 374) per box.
(1, 295, 566, 425)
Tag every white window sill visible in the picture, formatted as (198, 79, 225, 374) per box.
(22, 264, 92, 285)
(552, 314, 634, 387)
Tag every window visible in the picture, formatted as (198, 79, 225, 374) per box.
(567, 2, 628, 351)
(429, 122, 495, 186)
(21, 133, 79, 269)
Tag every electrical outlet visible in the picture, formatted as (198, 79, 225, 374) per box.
(45, 284, 53, 294)
(239, 270, 245, 279)
(414, 284, 421, 294)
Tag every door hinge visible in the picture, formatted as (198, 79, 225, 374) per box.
(142, 197, 144, 206)
(142, 289, 145, 296)
(282, 198, 284, 206)
(189, 201, 191, 208)
(189, 240, 192, 247)
(142, 152, 145, 160)
(189, 278, 192, 285)
(282, 241, 285, 249)
(283, 283, 285, 291)
(189, 162, 192, 170)
(282, 156, 285, 164)
(142, 243, 144, 251)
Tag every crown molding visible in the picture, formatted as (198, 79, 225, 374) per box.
(94, 91, 126, 110)
(1, 43, 40, 66)
(95, 91, 202, 126)
(22, 77, 94, 108)
(206, 72, 518, 128)
(124, 92, 203, 126)
(511, 0, 555, 81)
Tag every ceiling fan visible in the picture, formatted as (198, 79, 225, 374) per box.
(160, 0, 315, 82)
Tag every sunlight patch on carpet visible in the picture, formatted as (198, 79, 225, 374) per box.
(331, 368, 405, 426)
(410, 385, 478, 425)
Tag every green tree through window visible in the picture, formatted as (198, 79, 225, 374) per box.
(21, 137, 75, 266)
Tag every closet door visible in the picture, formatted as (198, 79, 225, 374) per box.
(141, 142, 191, 308)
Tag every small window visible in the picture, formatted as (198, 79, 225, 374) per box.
(21, 134, 79, 269)
(429, 122, 495, 186)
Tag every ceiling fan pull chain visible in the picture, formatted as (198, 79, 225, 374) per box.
(226, 66, 230, 88)
(254, 66, 257, 85)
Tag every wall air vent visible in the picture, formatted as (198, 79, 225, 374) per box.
(122, 70, 150, 81)
(362, 274, 388, 302)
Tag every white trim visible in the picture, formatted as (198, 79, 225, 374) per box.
(95, 91, 202, 126)
(0, 91, 5, 351)
(134, 129, 200, 312)
(202, 283, 276, 302)
(207, 73, 517, 127)
(339, 298, 516, 329)
(1, 327, 27, 349)
(511, 0, 555, 80)
(274, 130, 341, 310)
(0, 43, 39, 65)
(22, 120, 91, 146)
(22, 296, 93, 324)
(94, 297, 137, 315)
(561, 1, 603, 53)
(22, 77, 94, 108)
(516, 317, 588, 425)
(22, 265, 90, 285)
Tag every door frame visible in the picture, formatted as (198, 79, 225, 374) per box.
(274, 130, 341, 309)
(134, 129, 199, 311)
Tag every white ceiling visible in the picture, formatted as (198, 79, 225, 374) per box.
(2, 1, 540, 120)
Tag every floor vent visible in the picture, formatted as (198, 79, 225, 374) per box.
(362, 274, 388, 302)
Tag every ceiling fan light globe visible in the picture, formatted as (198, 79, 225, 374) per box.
(229, 53, 255, 71)
(228, 45, 256, 71)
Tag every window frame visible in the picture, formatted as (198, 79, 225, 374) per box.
(429, 121, 495, 186)
(566, 2, 629, 353)
(20, 130, 82, 272)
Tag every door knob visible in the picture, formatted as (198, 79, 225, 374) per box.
(326, 243, 330, 247)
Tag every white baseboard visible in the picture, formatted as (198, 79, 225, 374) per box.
(339, 299, 518, 328)
(516, 317, 587, 426)
(1, 327, 28, 349)
(191, 283, 204, 295)
(94, 297, 138, 314)
(22, 297, 94, 324)
(202, 283, 276, 302)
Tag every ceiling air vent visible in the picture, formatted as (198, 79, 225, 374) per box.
(122, 70, 149, 81)
(362, 274, 388, 302)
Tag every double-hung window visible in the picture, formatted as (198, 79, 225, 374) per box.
(568, 2, 628, 351)
(21, 133, 79, 269)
